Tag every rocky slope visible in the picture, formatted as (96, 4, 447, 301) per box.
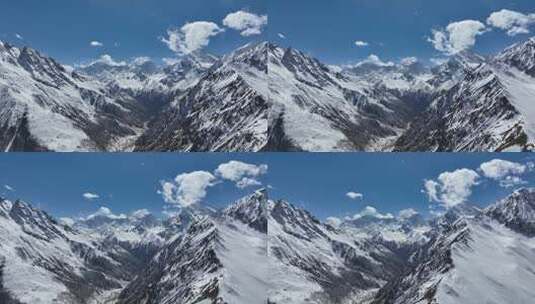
(117, 189, 269, 304)
(395, 40, 535, 152)
(0, 42, 150, 152)
(266, 44, 433, 152)
(134, 42, 269, 152)
(0, 198, 146, 304)
(2, 37, 535, 151)
(372, 188, 535, 304)
(268, 200, 428, 304)
(1, 188, 535, 303)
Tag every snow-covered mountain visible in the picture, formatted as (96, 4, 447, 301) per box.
(0, 198, 147, 304)
(1, 188, 535, 303)
(117, 189, 268, 304)
(268, 199, 426, 304)
(0, 190, 269, 304)
(266, 39, 535, 152)
(77, 53, 216, 109)
(0, 42, 152, 152)
(395, 40, 535, 152)
(2, 37, 535, 151)
(134, 42, 269, 152)
(266, 44, 433, 151)
(372, 188, 535, 304)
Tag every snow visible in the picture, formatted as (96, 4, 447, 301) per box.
(496, 67, 535, 143)
(0, 208, 76, 303)
(216, 220, 268, 304)
(436, 219, 535, 304)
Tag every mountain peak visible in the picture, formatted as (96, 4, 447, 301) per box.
(223, 189, 268, 232)
(495, 37, 535, 76)
(486, 188, 535, 236)
(222, 41, 268, 72)
(9, 200, 65, 241)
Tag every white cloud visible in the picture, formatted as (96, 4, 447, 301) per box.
(236, 177, 262, 189)
(223, 11, 268, 36)
(424, 179, 440, 202)
(83, 192, 99, 200)
(353, 206, 394, 220)
(430, 57, 448, 66)
(4, 185, 14, 191)
(277, 33, 286, 39)
(132, 56, 151, 65)
(90, 41, 103, 47)
(162, 57, 181, 66)
(499, 176, 528, 188)
(424, 168, 480, 208)
(161, 21, 224, 55)
(398, 208, 419, 220)
(59, 217, 75, 226)
(354, 40, 369, 47)
(346, 192, 363, 200)
(326, 216, 342, 227)
(428, 20, 487, 55)
(215, 161, 268, 188)
(159, 171, 216, 207)
(358, 54, 395, 67)
(487, 9, 535, 36)
(130, 209, 151, 219)
(84, 54, 127, 67)
(479, 159, 526, 180)
(87, 206, 127, 220)
(15, 34, 23, 40)
(400, 56, 418, 66)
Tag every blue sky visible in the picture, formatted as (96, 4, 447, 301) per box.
(269, 0, 535, 65)
(3, 1, 535, 66)
(0, 0, 266, 64)
(0, 153, 533, 222)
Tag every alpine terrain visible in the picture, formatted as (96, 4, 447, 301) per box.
(1, 188, 534, 303)
(0, 190, 268, 304)
(2, 38, 535, 151)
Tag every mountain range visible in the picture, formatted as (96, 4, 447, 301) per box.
(1, 38, 535, 151)
(1, 187, 534, 303)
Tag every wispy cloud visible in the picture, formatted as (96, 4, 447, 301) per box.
(346, 191, 363, 200)
(83, 192, 99, 200)
(90, 41, 103, 47)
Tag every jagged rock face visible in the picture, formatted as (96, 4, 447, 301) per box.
(266, 44, 432, 152)
(222, 189, 268, 232)
(373, 190, 535, 304)
(371, 219, 471, 304)
(395, 62, 529, 152)
(118, 191, 269, 304)
(3, 37, 535, 151)
(0, 199, 145, 304)
(0, 42, 151, 152)
(134, 42, 268, 152)
(486, 188, 535, 236)
(78, 54, 217, 118)
(268, 200, 415, 304)
(118, 217, 222, 304)
(2, 189, 535, 303)
(495, 38, 535, 77)
(396, 43, 535, 152)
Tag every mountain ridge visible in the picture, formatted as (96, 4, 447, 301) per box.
(2, 38, 535, 151)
